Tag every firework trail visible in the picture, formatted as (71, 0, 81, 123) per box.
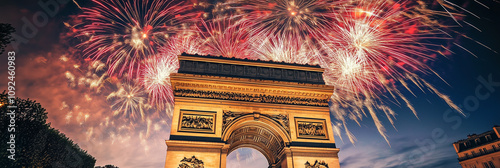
(75, 0, 190, 78)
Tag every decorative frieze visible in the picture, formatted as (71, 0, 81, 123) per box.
(172, 81, 330, 98)
(174, 89, 328, 107)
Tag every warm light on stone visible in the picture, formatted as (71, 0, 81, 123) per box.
(165, 54, 340, 168)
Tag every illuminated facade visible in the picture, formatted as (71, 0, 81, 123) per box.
(165, 54, 340, 168)
(453, 126, 500, 168)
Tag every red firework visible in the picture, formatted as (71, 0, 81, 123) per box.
(75, 0, 192, 78)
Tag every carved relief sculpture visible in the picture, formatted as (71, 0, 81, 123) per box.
(222, 110, 246, 131)
(173, 89, 329, 107)
(222, 111, 290, 134)
(295, 118, 328, 139)
(178, 156, 204, 168)
(305, 160, 329, 168)
(181, 115, 213, 129)
(178, 110, 216, 133)
(263, 113, 290, 134)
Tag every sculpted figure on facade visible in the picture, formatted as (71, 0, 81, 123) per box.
(174, 89, 328, 106)
(178, 156, 204, 168)
(181, 115, 213, 130)
(305, 160, 329, 168)
(297, 122, 326, 136)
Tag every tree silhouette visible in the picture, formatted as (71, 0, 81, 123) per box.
(0, 91, 96, 167)
(0, 23, 15, 54)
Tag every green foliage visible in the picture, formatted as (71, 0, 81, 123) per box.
(0, 91, 96, 167)
(0, 23, 15, 55)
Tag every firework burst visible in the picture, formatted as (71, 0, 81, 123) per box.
(250, 35, 318, 64)
(197, 16, 252, 58)
(231, 0, 340, 39)
(317, 0, 470, 144)
(321, 49, 379, 93)
(140, 55, 177, 112)
(75, 0, 190, 78)
(321, 2, 441, 78)
(139, 34, 208, 113)
(161, 34, 209, 57)
(107, 82, 149, 120)
(64, 0, 494, 146)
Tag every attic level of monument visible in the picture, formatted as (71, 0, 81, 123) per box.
(165, 54, 340, 168)
(178, 53, 326, 85)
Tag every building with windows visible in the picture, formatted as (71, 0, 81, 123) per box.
(453, 126, 500, 168)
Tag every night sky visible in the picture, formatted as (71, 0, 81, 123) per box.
(1, 0, 499, 168)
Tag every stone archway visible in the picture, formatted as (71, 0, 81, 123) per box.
(222, 112, 290, 167)
(164, 54, 340, 168)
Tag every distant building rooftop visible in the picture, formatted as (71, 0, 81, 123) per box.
(452, 126, 500, 168)
(453, 126, 500, 153)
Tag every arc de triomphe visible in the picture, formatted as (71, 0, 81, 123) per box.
(165, 54, 340, 168)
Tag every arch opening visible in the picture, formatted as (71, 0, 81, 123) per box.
(223, 114, 290, 167)
(226, 147, 269, 168)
